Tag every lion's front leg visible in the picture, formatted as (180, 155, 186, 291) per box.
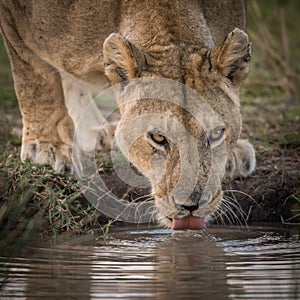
(62, 74, 118, 153)
(19, 67, 74, 172)
(3, 29, 75, 172)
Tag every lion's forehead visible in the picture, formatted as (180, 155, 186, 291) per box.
(120, 90, 234, 136)
(144, 42, 205, 78)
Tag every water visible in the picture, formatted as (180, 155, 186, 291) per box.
(0, 225, 299, 299)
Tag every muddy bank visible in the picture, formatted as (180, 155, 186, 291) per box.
(223, 145, 300, 225)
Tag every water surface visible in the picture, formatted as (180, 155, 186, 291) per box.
(1, 225, 299, 299)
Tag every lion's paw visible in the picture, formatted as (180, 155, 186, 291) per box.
(226, 139, 256, 178)
(21, 140, 73, 173)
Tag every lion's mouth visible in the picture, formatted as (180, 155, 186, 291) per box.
(171, 215, 205, 230)
(168, 189, 223, 230)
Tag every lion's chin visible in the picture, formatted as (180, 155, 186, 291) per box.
(171, 215, 205, 230)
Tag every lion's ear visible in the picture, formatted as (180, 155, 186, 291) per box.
(210, 28, 251, 86)
(103, 33, 145, 85)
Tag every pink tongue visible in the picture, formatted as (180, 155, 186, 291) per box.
(172, 216, 205, 230)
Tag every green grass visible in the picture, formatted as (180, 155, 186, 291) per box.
(0, 149, 117, 246)
(0, 153, 100, 235)
(97, 155, 114, 171)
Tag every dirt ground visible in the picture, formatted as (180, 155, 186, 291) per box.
(224, 146, 300, 225)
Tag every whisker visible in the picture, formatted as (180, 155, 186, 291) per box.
(213, 207, 226, 226)
(217, 198, 242, 227)
(224, 189, 259, 206)
(131, 192, 158, 226)
(212, 200, 232, 226)
(223, 195, 247, 219)
(221, 196, 248, 228)
(131, 193, 154, 203)
(220, 201, 237, 226)
(149, 207, 159, 225)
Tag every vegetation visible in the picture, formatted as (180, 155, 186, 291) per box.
(244, 0, 300, 148)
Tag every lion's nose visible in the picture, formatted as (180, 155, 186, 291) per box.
(189, 191, 203, 205)
(181, 205, 199, 213)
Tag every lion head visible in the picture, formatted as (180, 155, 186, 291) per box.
(103, 28, 255, 230)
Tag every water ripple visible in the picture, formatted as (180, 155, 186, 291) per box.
(0, 226, 299, 299)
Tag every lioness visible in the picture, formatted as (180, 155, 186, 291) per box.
(0, 0, 255, 230)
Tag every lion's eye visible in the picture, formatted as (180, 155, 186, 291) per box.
(149, 133, 167, 145)
(209, 127, 225, 144)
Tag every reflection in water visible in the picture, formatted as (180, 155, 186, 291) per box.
(221, 234, 300, 299)
(0, 227, 299, 299)
(154, 235, 229, 299)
